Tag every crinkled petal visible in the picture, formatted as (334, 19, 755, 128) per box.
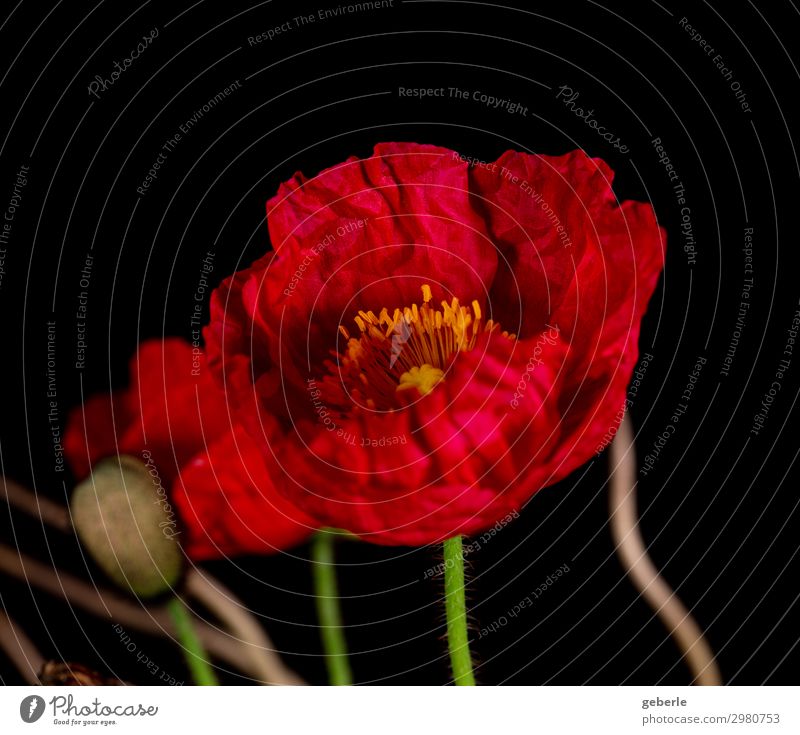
(174, 425, 315, 560)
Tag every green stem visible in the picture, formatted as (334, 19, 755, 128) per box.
(166, 596, 219, 686)
(311, 529, 353, 685)
(443, 535, 476, 685)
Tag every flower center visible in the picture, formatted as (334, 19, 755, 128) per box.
(325, 284, 513, 411)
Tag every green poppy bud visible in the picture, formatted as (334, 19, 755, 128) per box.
(71, 455, 183, 598)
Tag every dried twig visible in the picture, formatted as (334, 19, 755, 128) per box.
(0, 543, 271, 682)
(2, 476, 71, 532)
(608, 414, 722, 685)
(1, 476, 305, 684)
(0, 608, 44, 684)
(186, 569, 305, 685)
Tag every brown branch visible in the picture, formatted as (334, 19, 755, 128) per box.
(0, 543, 268, 682)
(0, 608, 45, 684)
(186, 569, 305, 685)
(608, 413, 722, 685)
(1, 476, 306, 685)
(2, 476, 71, 532)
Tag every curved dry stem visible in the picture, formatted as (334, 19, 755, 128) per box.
(0, 608, 45, 684)
(2, 477, 304, 684)
(0, 543, 266, 681)
(2, 476, 71, 532)
(608, 414, 722, 685)
(185, 569, 305, 685)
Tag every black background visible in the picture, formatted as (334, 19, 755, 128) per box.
(1, 0, 798, 685)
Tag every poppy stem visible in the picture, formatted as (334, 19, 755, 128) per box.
(443, 535, 475, 685)
(311, 529, 352, 685)
(166, 596, 219, 685)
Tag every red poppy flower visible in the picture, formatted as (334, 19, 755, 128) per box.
(206, 142, 665, 546)
(64, 338, 315, 560)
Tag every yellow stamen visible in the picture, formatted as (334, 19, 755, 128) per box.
(397, 364, 444, 395)
(327, 284, 514, 410)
